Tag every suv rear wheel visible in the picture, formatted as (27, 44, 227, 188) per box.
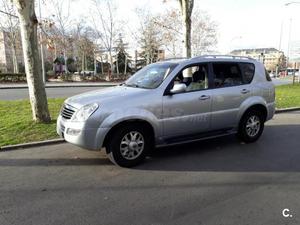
(106, 124, 153, 167)
(237, 110, 265, 143)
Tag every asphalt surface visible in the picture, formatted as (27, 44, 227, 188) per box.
(0, 79, 292, 100)
(0, 111, 300, 225)
(0, 87, 105, 100)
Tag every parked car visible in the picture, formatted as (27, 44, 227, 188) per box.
(57, 55, 275, 167)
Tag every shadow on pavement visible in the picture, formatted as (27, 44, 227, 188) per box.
(0, 124, 299, 171)
(136, 124, 300, 172)
(0, 158, 111, 166)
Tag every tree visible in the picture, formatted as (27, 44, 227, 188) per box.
(72, 23, 96, 72)
(114, 34, 131, 74)
(91, 0, 120, 77)
(191, 9, 217, 56)
(153, 6, 217, 57)
(0, 0, 20, 73)
(152, 9, 183, 57)
(136, 10, 163, 66)
(12, 0, 51, 123)
(48, 0, 73, 72)
(178, 0, 194, 58)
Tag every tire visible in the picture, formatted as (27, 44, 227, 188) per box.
(106, 124, 153, 167)
(237, 110, 265, 143)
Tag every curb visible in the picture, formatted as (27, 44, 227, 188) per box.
(0, 84, 118, 89)
(275, 107, 300, 114)
(0, 138, 65, 151)
(1, 108, 299, 151)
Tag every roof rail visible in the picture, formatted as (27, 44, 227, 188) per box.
(160, 57, 189, 62)
(192, 55, 255, 61)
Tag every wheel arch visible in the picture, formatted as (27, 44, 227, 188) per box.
(103, 119, 155, 151)
(239, 104, 268, 125)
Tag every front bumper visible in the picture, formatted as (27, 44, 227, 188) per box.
(57, 115, 109, 151)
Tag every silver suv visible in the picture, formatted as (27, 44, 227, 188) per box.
(57, 55, 275, 167)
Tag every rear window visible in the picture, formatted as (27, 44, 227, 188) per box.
(265, 69, 272, 81)
(239, 63, 255, 84)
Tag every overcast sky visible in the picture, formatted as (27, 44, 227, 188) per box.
(42, 0, 300, 57)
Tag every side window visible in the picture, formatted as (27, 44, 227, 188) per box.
(173, 64, 209, 92)
(265, 69, 272, 81)
(212, 63, 243, 88)
(239, 63, 255, 84)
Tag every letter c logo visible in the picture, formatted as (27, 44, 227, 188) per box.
(282, 209, 292, 218)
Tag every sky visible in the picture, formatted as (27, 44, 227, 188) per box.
(41, 0, 300, 58)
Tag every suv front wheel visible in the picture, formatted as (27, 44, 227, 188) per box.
(237, 110, 265, 143)
(106, 124, 153, 167)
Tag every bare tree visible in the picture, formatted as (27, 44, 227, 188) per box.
(90, 0, 120, 78)
(191, 9, 218, 56)
(153, 9, 183, 57)
(153, 6, 217, 57)
(72, 23, 96, 72)
(47, 0, 73, 72)
(0, 0, 20, 73)
(12, 0, 51, 122)
(135, 9, 163, 65)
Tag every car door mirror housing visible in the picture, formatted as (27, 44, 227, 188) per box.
(170, 83, 187, 94)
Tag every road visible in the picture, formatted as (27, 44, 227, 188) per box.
(0, 87, 104, 100)
(0, 79, 292, 100)
(0, 111, 300, 225)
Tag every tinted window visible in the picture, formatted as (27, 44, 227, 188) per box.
(212, 63, 243, 88)
(239, 63, 255, 84)
(265, 69, 272, 81)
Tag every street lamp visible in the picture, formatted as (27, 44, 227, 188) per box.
(281, 2, 300, 73)
(285, 1, 300, 6)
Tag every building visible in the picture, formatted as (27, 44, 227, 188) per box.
(0, 30, 24, 73)
(231, 48, 286, 72)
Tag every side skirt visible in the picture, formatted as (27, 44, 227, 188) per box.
(156, 128, 237, 148)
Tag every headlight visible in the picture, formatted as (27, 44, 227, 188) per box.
(72, 103, 99, 122)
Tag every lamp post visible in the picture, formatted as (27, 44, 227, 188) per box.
(284, 2, 300, 73)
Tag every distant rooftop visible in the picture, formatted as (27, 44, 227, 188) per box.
(231, 48, 281, 54)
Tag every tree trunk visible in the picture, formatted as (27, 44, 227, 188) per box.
(124, 55, 127, 75)
(178, 0, 194, 58)
(11, 42, 19, 73)
(13, 0, 51, 123)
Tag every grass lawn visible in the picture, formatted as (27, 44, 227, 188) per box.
(0, 98, 65, 147)
(0, 83, 300, 147)
(275, 83, 300, 109)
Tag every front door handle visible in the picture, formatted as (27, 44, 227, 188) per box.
(199, 95, 210, 100)
(241, 89, 250, 94)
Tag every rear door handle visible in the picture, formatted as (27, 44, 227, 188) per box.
(241, 89, 250, 94)
(199, 95, 210, 100)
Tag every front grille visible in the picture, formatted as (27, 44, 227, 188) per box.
(61, 104, 76, 120)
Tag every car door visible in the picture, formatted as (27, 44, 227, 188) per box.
(210, 62, 253, 130)
(162, 63, 212, 138)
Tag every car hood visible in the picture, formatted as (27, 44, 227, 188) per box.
(65, 85, 149, 109)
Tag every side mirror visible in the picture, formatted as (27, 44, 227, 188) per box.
(170, 83, 187, 94)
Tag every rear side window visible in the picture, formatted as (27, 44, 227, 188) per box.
(239, 63, 255, 84)
(265, 69, 272, 81)
(212, 63, 243, 88)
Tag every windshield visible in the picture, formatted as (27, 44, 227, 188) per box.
(125, 63, 178, 89)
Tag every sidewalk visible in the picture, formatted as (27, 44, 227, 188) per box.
(0, 81, 120, 89)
